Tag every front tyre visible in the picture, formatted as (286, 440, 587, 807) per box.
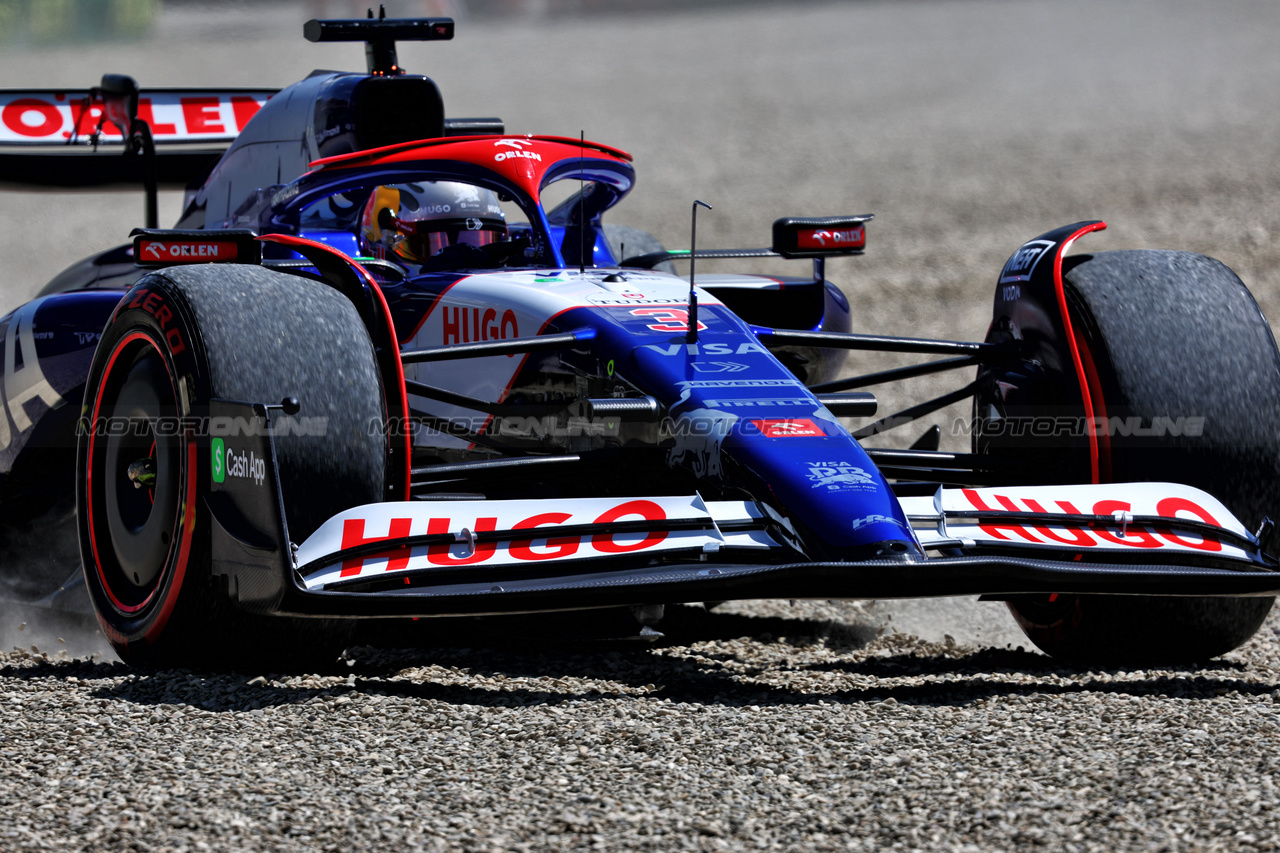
(81, 330, 194, 647)
(77, 265, 386, 669)
(996, 250, 1280, 664)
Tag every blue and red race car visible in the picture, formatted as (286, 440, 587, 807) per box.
(1, 15, 1278, 668)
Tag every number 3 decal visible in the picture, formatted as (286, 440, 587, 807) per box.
(630, 307, 708, 333)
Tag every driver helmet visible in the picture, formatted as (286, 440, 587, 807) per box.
(361, 181, 507, 264)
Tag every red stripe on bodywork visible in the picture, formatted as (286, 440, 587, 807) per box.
(257, 234, 413, 499)
(1073, 326, 1112, 483)
(1051, 222, 1108, 483)
(406, 275, 474, 343)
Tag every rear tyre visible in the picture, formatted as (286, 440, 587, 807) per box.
(998, 250, 1280, 664)
(77, 264, 386, 670)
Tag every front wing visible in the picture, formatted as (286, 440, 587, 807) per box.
(205, 401, 1280, 619)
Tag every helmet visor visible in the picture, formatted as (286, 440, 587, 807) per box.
(396, 216, 507, 262)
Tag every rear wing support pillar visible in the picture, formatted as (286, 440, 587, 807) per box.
(85, 75, 159, 228)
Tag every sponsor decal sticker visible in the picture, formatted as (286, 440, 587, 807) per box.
(705, 398, 810, 408)
(441, 306, 518, 346)
(670, 377, 806, 409)
(751, 418, 826, 437)
(901, 484, 1256, 562)
(807, 461, 876, 491)
(493, 139, 542, 163)
(999, 239, 1054, 285)
(588, 295, 698, 306)
(305, 496, 711, 584)
(125, 288, 185, 355)
(676, 379, 803, 391)
(797, 225, 865, 251)
(138, 240, 239, 262)
(630, 307, 707, 333)
(643, 342, 766, 357)
(692, 361, 750, 374)
(0, 299, 63, 453)
(223, 444, 266, 487)
(959, 488, 1224, 552)
(851, 514, 909, 532)
(667, 409, 737, 478)
(0, 91, 268, 143)
(211, 437, 225, 484)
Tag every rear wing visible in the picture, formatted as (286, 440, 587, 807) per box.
(0, 86, 275, 191)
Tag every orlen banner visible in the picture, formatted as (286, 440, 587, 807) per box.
(0, 90, 274, 145)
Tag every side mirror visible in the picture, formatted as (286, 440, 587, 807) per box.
(771, 215, 872, 259)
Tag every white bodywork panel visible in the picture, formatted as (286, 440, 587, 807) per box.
(898, 482, 1255, 563)
(402, 268, 728, 448)
(297, 495, 778, 590)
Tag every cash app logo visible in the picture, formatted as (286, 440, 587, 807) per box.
(211, 438, 225, 484)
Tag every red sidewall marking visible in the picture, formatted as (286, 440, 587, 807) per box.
(145, 438, 198, 643)
(86, 331, 186, 618)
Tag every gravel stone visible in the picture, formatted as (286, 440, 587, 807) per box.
(3, 603, 1280, 851)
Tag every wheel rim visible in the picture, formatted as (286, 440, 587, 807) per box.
(1007, 594, 1084, 645)
(86, 332, 183, 615)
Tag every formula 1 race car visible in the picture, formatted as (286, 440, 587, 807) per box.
(1, 15, 1279, 669)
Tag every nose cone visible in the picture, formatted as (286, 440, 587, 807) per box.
(616, 308, 916, 556)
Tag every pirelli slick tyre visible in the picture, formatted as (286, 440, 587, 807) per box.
(1001, 250, 1280, 664)
(76, 264, 386, 670)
